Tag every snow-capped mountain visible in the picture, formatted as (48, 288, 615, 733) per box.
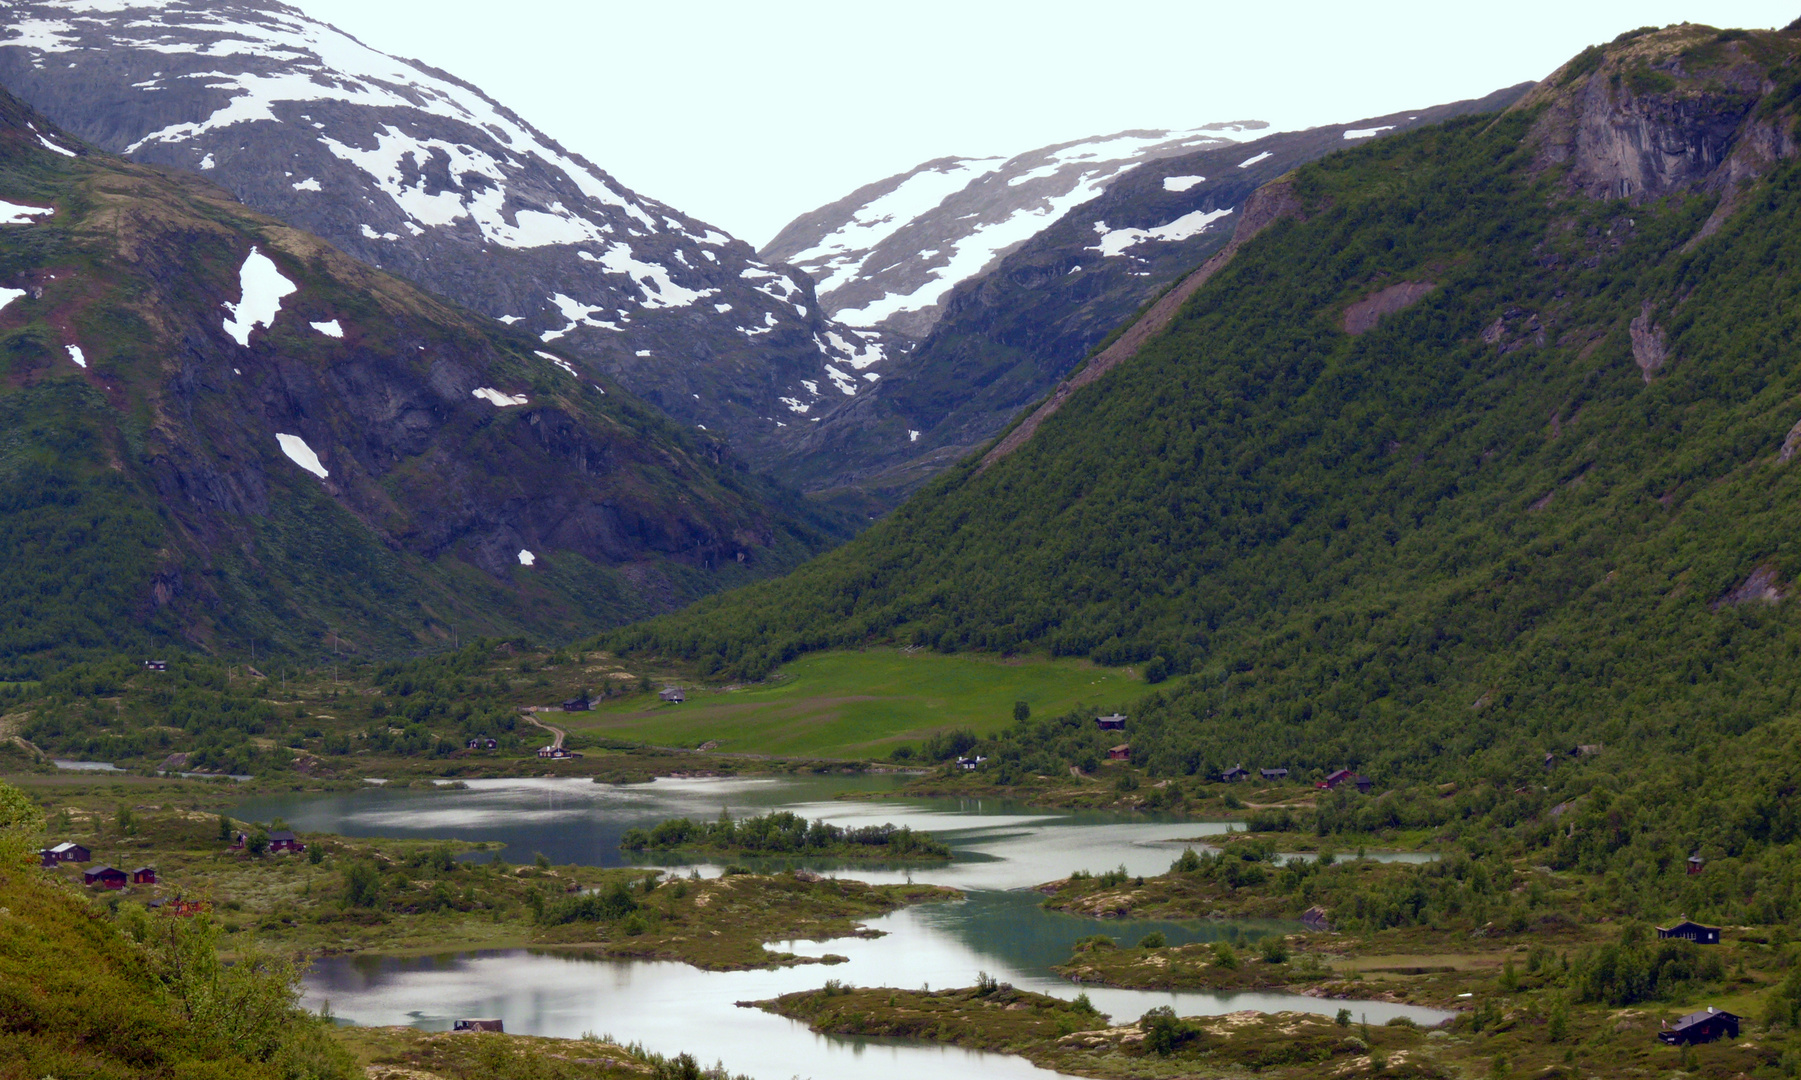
(760, 124, 1265, 340)
(0, 0, 883, 460)
(775, 86, 1537, 501)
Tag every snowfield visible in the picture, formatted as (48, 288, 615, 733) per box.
(275, 433, 328, 478)
(222, 247, 296, 347)
(764, 122, 1265, 336)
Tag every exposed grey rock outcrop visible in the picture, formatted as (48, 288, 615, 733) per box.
(1524, 33, 1794, 205)
(1628, 301, 1669, 381)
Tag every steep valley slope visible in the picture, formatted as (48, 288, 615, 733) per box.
(618, 23, 1801, 780)
(0, 86, 834, 678)
(0, 0, 886, 462)
(779, 86, 1534, 499)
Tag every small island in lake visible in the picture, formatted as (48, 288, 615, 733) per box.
(621, 809, 953, 860)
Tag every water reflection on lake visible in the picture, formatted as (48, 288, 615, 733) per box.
(267, 776, 1453, 1080)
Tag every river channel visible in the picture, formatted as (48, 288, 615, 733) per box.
(237, 775, 1450, 1080)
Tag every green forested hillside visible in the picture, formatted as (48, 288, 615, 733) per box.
(617, 24, 1801, 785)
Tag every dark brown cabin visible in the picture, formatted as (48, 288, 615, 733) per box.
(1657, 920, 1721, 945)
(131, 866, 157, 884)
(1659, 1007, 1738, 1045)
(83, 865, 127, 889)
(267, 830, 305, 853)
(1107, 744, 1131, 761)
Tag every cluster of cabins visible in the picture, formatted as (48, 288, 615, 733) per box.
(1084, 717, 1374, 790)
(43, 825, 314, 892)
(1650, 922, 1735, 1045)
(1214, 763, 1372, 792)
(38, 843, 156, 889)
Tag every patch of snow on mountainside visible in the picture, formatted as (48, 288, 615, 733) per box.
(764, 122, 1265, 338)
(1343, 126, 1396, 139)
(1162, 175, 1206, 192)
(221, 246, 295, 347)
(1089, 208, 1234, 258)
(0, 198, 53, 223)
(1239, 151, 1273, 168)
(275, 432, 327, 478)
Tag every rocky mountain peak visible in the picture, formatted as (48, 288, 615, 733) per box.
(760, 123, 1266, 340)
(1521, 24, 1796, 203)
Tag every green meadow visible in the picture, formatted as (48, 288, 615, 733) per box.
(568, 649, 1145, 759)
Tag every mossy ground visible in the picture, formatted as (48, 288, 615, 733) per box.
(21, 794, 955, 968)
(757, 983, 1779, 1080)
(334, 1026, 746, 1080)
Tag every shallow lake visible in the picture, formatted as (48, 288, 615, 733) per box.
(243, 776, 1453, 1080)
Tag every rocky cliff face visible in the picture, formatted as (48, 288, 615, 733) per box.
(774, 87, 1533, 500)
(0, 85, 832, 674)
(760, 125, 1265, 341)
(0, 0, 885, 463)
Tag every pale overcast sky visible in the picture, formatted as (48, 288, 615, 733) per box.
(293, 1, 1797, 248)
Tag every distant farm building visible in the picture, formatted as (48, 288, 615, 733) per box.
(1107, 744, 1131, 761)
(1659, 1007, 1739, 1045)
(537, 746, 578, 759)
(1318, 770, 1372, 793)
(1220, 764, 1250, 782)
(1260, 768, 1290, 781)
(267, 830, 306, 853)
(1095, 714, 1127, 731)
(1687, 854, 1705, 875)
(956, 755, 987, 771)
(83, 865, 127, 889)
(561, 695, 590, 712)
(467, 737, 498, 750)
(1657, 920, 1721, 945)
(131, 866, 158, 885)
(45, 842, 90, 863)
(454, 1018, 505, 1033)
(143, 659, 168, 671)
(659, 687, 685, 703)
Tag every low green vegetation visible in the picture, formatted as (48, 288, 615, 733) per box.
(0, 779, 356, 1080)
(567, 647, 1142, 760)
(15, 785, 955, 969)
(339, 1027, 750, 1080)
(1, 643, 1145, 779)
(0, 775, 753, 1079)
(748, 979, 1109, 1053)
(620, 809, 951, 860)
(762, 968, 1784, 1080)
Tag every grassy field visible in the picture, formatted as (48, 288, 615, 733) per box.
(564, 648, 1144, 759)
